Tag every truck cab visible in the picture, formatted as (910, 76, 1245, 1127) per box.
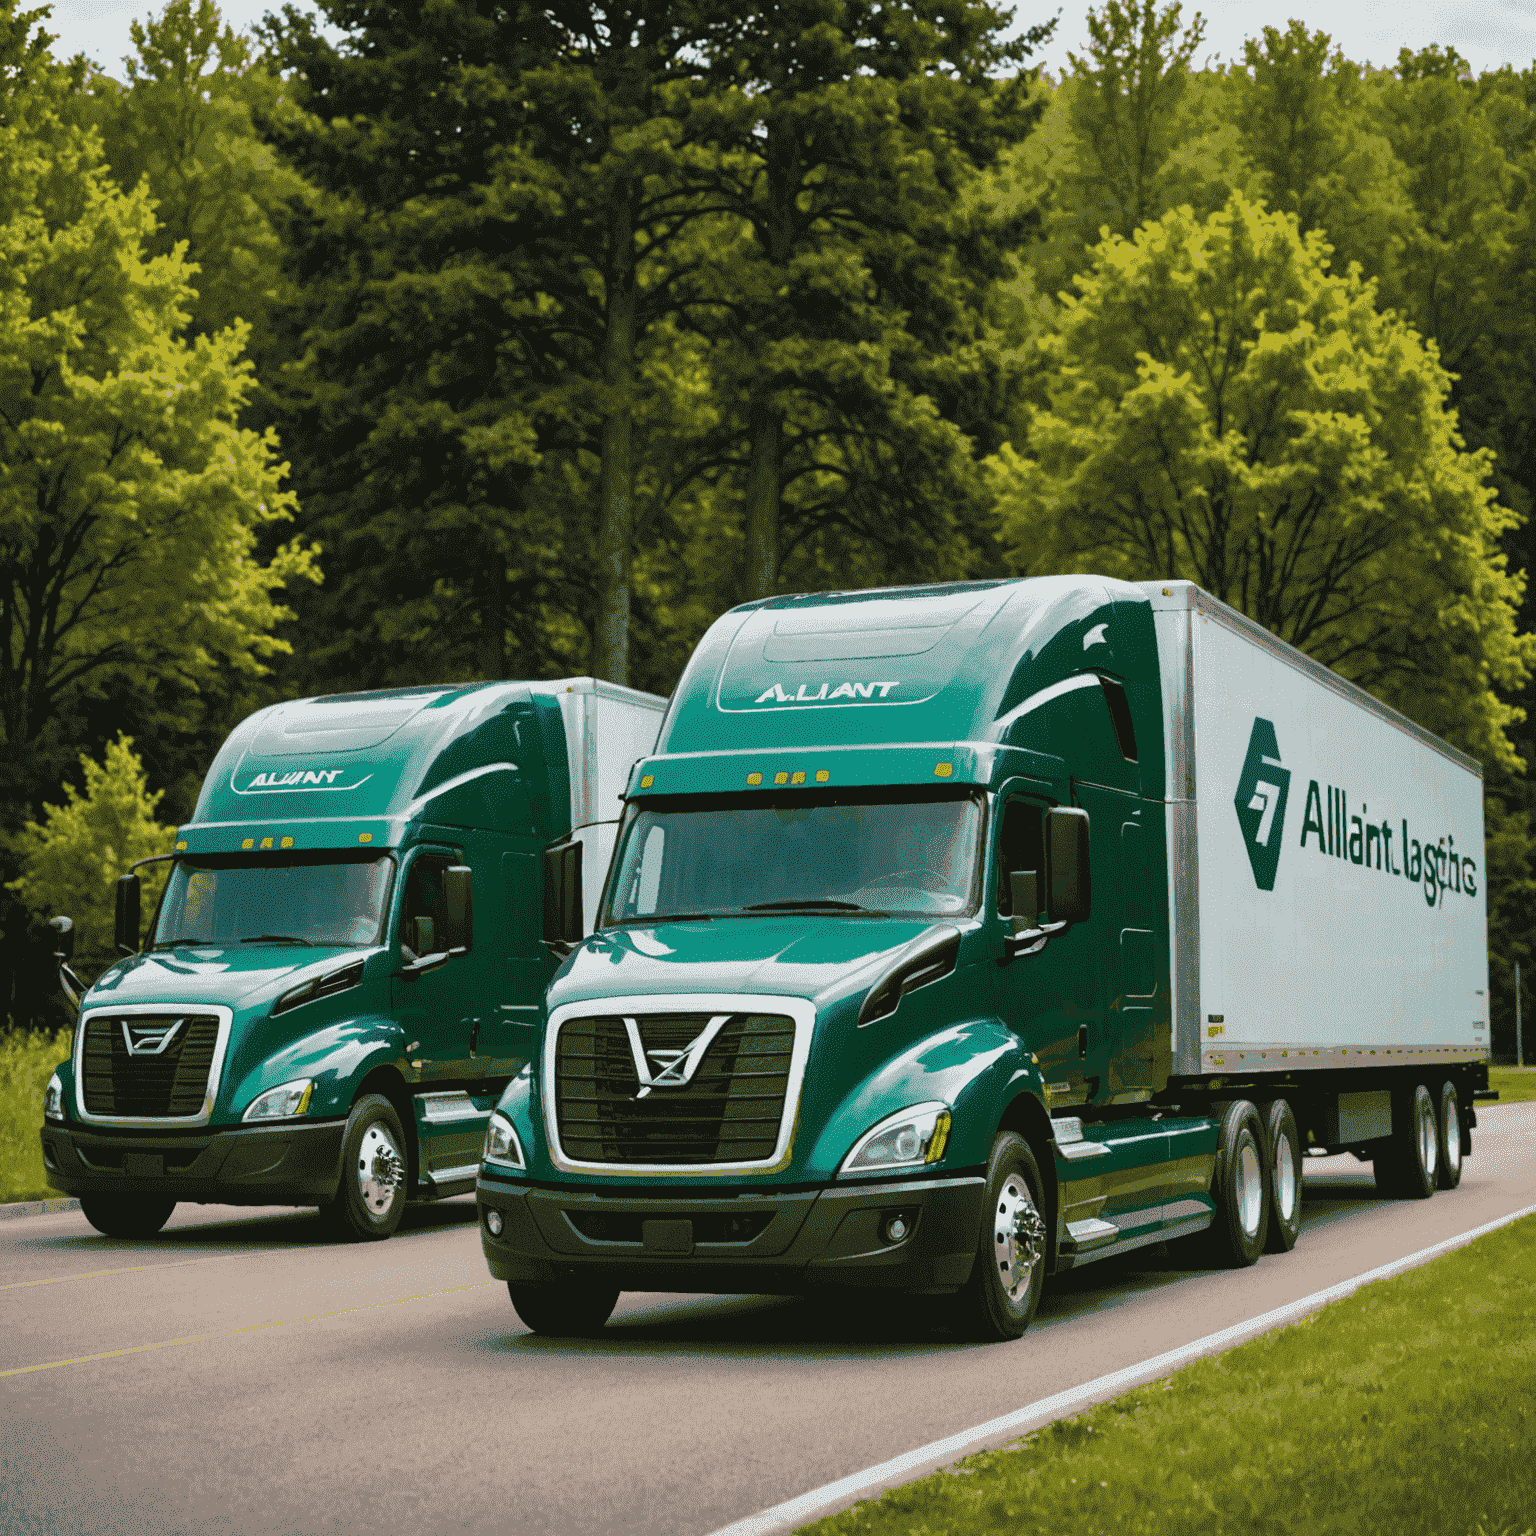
(40, 678, 664, 1239)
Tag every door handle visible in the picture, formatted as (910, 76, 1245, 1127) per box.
(469, 1017, 481, 1058)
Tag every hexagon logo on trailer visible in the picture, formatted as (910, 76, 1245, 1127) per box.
(1234, 718, 1291, 891)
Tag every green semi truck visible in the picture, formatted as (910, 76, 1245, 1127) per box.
(40, 678, 665, 1239)
(477, 577, 1489, 1340)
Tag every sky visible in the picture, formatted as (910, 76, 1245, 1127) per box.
(31, 0, 1536, 80)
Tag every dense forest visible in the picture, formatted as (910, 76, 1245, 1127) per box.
(2, 0, 1533, 1054)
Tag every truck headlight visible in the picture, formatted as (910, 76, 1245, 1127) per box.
(44, 1072, 64, 1122)
(242, 1079, 314, 1122)
(483, 1111, 525, 1170)
(839, 1102, 952, 1176)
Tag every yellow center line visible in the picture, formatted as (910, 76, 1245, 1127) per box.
(0, 1280, 494, 1377)
(0, 1250, 301, 1291)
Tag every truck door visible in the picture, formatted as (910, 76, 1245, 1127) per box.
(991, 789, 1103, 1110)
(390, 847, 478, 1085)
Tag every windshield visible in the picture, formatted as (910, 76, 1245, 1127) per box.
(602, 788, 984, 924)
(152, 853, 395, 949)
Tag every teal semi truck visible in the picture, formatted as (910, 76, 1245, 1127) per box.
(477, 577, 1488, 1340)
(40, 678, 665, 1239)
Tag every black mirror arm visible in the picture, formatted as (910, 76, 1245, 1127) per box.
(58, 962, 84, 1012)
(1003, 918, 1070, 958)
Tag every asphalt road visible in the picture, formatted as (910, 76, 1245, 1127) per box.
(5, 1101, 1534, 1536)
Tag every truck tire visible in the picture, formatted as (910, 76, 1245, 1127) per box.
(1258, 1099, 1302, 1254)
(1374, 1083, 1438, 1200)
(1203, 1101, 1268, 1266)
(946, 1132, 1048, 1343)
(321, 1094, 408, 1240)
(80, 1195, 176, 1238)
(508, 1282, 620, 1336)
(1435, 1080, 1464, 1191)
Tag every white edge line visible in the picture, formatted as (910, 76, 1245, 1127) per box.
(706, 1201, 1536, 1536)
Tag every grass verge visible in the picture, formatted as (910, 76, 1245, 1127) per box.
(1487, 1066, 1536, 1105)
(0, 1028, 72, 1203)
(804, 1213, 1536, 1536)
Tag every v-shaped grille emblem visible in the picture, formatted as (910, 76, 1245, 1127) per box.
(622, 1015, 730, 1099)
(122, 1019, 185, 1056)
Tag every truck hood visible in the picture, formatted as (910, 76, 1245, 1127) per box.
(83, 945, 376, 1012)
(553, 917, 946, 1012)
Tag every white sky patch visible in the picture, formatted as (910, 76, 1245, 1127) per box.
(32, 0, 1536, 83)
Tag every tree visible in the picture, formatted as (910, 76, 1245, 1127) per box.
(0, 33, 316, 777)
(989, 192, 1533, 768)
(694, 0, 1050, 601)
(8, 735, 172, 977)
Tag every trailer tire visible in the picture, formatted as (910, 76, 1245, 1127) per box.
(508, 1282, 620, 1336)
(1435, 1080, 1464, 1191)
(1203, 1101, 1268, 1267)
(945, 1132, 1047, 1343)
(321, 1094, 408, 1240)
(1374, 1083, 1438, 1199)
(1258, 1099, 1302, 1254)
(80, 1195, 176, 1238)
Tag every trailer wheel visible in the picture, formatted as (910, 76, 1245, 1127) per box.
(80, 1195, 176, 1238)
(1204, 1101, 1268, 1266)
(1258, 1099, 1302, 1254)
(321, 1094, 408, 1240)
(946, 1132, 1047, 1343)
(508, 1282, 620, 1336)
(1435, 1081, 1463, 1191)
(1374, 1083, 1438, 1199)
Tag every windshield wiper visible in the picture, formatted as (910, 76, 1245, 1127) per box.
(152, 938, 213, 949)
(613, 912, 719, 925)
(240, 934, 314, 946)
(744, 899, 873, 913)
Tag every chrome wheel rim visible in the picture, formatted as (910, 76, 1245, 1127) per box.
(1275, 1135, 1298, 1224)
(357, 1121, 404, 1218)
(1444, 1096, 1461, 1175)
(1237, 1140, 1263, 1240)
(994, 1173, 1045, 1306)
(1418, 1097, 1438, 1182)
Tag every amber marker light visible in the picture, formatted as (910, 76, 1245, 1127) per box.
(815, 770, 830, 783)
(934, 762, 954, 778)
(791, 771, 806, 785)
(747, 772, 763, 786)
(358, 832, 373, 844)
(241, 838, 254, 850)
(280, 836, 294, 849)
(260, 837, 274, 850)
(774, 771, 789, 785)
(640, 774, 654, 788)
(175, 840, 187, 852)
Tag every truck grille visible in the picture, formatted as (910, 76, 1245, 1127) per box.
(81, 1014, 221, 1118)
(554, 1013, 797, 1165)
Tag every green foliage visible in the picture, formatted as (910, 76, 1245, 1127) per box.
(0, 25, 317, 758)
(8, 735, 173, 973)
(991, 192, 1533, 769)
(806, 1213, 1536, 1536)
(0, 1025, 72, 1203)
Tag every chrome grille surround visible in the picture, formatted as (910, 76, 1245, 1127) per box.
(542, 994, 816, 1176)
(73, 1003, 235, 1127)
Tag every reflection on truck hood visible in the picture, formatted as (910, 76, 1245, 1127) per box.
(84, 946, 377, 1010)
(559, 917, 944, 1010)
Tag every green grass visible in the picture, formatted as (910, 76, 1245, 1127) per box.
(0, 1027, 72, 1203)
(804, 1214, 1536, 1536)
(1488, 1066, 1536, 1105)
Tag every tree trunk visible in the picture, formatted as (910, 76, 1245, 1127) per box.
(593, 189, 637, 685)
(742, 390, 780, 601)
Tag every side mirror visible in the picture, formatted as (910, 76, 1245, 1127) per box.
(443, 865, 473, 949)
(409, 916, 436, 956)
(1046, 807, 1091, 924)
(50, 915, 75, 961)
(543, 839, 584, 950)
(114, 874, 142, 956)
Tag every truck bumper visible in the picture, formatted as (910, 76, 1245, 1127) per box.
(476, 1172, 987, 1294)
(39, 1119, 346, 1206)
